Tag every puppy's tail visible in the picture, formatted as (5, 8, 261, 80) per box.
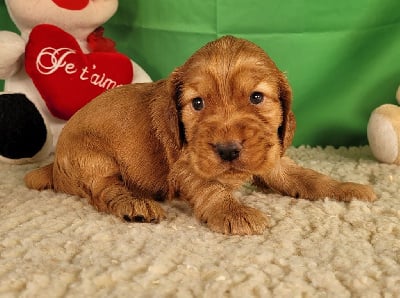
(24, 163, 54, 190)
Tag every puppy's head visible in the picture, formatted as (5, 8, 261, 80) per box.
(170, 36, 295, 182)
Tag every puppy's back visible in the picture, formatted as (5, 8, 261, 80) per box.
(57, 80, 175, 191)
(26, 79, 178, 200)
(62, 82, 159, 140)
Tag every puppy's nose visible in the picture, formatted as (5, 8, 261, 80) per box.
(214, 142, 241, 162)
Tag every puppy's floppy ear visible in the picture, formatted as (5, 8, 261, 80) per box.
(278, 72, 296, 155)
(168, 67, 187, 146)
(149, 68, 186, 166)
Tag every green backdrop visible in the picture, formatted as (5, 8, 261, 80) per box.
(1, 0, 399, 146)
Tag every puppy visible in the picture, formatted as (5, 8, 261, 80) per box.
(25, 36, 376, 235)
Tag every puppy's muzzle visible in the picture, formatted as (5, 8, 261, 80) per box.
(213, 141, 242, 162)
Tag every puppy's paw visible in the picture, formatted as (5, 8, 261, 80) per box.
(110, 197, 166, 223)
(333, 182, 377, 202)
(199, 201, 268, 235)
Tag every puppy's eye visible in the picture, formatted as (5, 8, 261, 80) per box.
(250, 92, 264, 105)
(192, 97, 205, 111)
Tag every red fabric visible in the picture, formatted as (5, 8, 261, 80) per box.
(87, 27, 117, 53)
(25, 24, 134, 120)
(51, 0, 89, 10)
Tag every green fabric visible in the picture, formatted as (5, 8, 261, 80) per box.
(1, 0, 399, 146)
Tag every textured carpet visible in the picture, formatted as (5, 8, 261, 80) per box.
(1, 146, 399, 297)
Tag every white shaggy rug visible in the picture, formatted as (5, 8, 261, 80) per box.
(1, 146, 399, 297)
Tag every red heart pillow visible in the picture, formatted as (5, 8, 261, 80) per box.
(25, 24, 134, 120)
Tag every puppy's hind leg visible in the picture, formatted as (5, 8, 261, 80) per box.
(53, 154, 165, 223)
(90, 176, 166, 223)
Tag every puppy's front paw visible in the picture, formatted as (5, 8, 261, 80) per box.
(334, 182, 377, 202)
(198, 201, 268, 235)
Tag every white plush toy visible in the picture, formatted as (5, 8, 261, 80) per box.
(0, 0, 151, 164)
(367, 86, 400, 165)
